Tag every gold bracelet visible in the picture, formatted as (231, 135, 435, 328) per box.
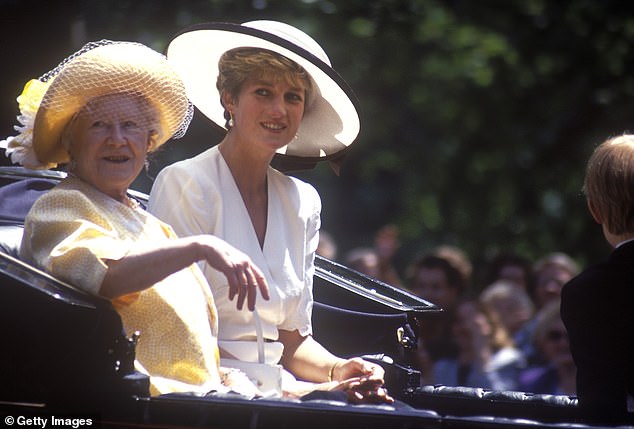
(328, 361, 339, 382)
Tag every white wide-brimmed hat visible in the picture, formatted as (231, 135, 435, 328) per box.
(166, 20, 360, 169)
(1, 40, 193, 169)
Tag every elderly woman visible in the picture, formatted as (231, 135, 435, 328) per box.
(2, 41, 269, 396)
(149, 21, 391, 403)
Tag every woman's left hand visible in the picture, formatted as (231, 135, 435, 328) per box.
(331, 357, 385, 382)
(329, 357, 393, 404)
(331, 376, 394, 405)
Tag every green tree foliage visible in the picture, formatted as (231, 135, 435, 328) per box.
(296, 0, 634, 280)
(3, 0, 634, 286)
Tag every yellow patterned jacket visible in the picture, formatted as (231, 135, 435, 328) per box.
(20, 176, 221, 395)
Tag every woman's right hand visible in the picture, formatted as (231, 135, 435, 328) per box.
(219, 367, 263, 398)
(193, 234, 270, 311)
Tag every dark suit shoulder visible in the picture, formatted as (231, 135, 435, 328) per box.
(561, 260, 608, 302)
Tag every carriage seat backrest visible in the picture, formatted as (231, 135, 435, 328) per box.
(0, 177, 58, 259)
(407, 385, 580, 423)
(0, 224, 24, 258)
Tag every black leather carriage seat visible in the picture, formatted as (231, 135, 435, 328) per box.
(0, 224, 23, 258)
(0, 177, 57, 258)
(406, 385, 581, 423)
(0, 176, 57, 221)
(0, 175, 596, 427)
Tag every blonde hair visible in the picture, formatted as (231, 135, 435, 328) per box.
(583, 134, 634, 235)
(480, 280, 534, 316)
(459, 299, 515, 350)
(216, 47, 313, 128)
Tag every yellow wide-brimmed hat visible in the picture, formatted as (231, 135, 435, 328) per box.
(2, 40, 192, 169)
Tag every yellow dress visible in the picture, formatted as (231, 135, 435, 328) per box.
(20, 176, 221, 395)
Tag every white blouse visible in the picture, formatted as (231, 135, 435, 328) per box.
(149, 145, 321, 364)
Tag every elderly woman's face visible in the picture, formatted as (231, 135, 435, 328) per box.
(68, 94, 153, 201)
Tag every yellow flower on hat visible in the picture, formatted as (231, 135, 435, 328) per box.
(18, 78, 50, 115)
(1, 78, 56, 169)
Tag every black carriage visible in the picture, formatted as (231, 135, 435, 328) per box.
(0, 167, 608, 429)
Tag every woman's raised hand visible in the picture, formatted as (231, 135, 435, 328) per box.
(193, 234, 270, 311)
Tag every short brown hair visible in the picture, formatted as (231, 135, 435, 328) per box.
(583, 134, 634, 235)
(216, 47, 313, 127)
(406, 249, 471, 294)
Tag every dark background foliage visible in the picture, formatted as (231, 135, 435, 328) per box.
(3, 0, 633, 290)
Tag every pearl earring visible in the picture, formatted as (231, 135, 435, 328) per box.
(228, 111, 235, 128)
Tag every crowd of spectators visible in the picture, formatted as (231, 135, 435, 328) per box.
(317, 224, 579, 396)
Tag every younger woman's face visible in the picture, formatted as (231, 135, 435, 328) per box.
(226, 76, 306, 153)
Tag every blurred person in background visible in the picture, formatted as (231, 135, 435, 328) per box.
(373, 224, 403, 287)
(480, 280, 535, 340)
(483, 251, 533, 294)
(515, 252, 579, 365)
(531, 253, 579, 311)
(406, 246, 471, 383)
(518, 300, 575, 395)
(432, 299, 525, 390)
(345, 247, 380, 278)
(316, 229, 338, 261)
